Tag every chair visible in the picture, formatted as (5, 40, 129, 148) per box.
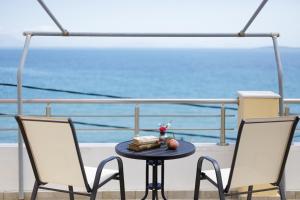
(15, 116, 125, 200)
(194, 116, 299, 200)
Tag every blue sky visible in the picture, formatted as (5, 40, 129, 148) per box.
(0, 0, 299, 48)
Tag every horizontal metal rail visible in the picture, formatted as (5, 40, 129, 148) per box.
(23, 32, 280, 38)
(53, 114, 236, 118)
(1, 98, 299, 141)
(0, 128, 235, 132)
(0, 114, 235, 118)
(284, 99, 300, 104)
(0, 98, 238, 145)
(0, 98, 238, 104)
(1, 98, 299, 104)
(0, 128, 18, 131)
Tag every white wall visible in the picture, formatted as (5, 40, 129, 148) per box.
(0, 143, 300, 192)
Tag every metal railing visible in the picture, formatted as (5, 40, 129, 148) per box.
(0, 98, 238, 145)
(284, 99, 300, 115)
(1, 98, 300, 145)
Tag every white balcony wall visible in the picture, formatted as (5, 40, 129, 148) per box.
(0, 143, 300, 192)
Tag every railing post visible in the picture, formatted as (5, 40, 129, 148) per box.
(284, 105, 290, 116)
(218, 104, 228, 146)
(134, 104, 140, 137)
(45, 103, 52, 117)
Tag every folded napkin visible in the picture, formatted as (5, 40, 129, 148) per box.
(128, 142, 160, 152)
(133, 136, 159, 145)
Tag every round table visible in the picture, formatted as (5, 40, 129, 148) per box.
(115, 140, 195, 200)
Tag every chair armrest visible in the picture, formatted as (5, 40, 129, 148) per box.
(92, 156, 124, 190)
(198, 156, 221, 174)
(197, 156, 224, 188)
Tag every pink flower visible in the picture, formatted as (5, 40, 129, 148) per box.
(159, 126, 167, 132)
(159, 122, 171, 134)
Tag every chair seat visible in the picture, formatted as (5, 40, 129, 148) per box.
(84, 166, 118, 187)
(203, 168, 230, 189)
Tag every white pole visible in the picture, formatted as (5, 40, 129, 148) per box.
(272, 35, 286, 195)
(240, 0, 269, 34)
(36, 0, 68, 35)
(17, 34, 32, 200)
(272, 35, 284, 115)
(22, 31, 279, 38)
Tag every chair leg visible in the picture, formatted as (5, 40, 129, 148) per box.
(247, 185, 253, 200)
(217, 182, 225, 200)
(194, 169, 202, 200)
(68, 186, 75, 200)
(119, 173, 126, 200)
(214, 163, 225, 200)
(279, 184, 286, 200)
(117, 157, 126, 200)
(90, 190, 97, 200)
(194, 156, 226, 200)
(31, 181, 39, 200)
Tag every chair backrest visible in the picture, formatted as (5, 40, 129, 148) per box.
(15, 116, 90, 191)
(225, 116, 299, 192)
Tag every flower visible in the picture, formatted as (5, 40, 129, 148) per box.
(159, 122, 171, 134)
(159, 126, 167, 133)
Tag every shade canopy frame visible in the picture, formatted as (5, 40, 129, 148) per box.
(16, 0, 285, 199)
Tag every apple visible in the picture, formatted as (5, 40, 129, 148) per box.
(167, 139, 179, 150)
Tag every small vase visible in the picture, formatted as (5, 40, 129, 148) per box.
(159, 131, 167, 144)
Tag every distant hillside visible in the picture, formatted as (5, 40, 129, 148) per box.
(256, 46, 300, 50)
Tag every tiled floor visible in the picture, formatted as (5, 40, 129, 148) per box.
(1, 191, 300, 200)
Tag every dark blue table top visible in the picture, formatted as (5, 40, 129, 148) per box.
(115, 140, 195, 160)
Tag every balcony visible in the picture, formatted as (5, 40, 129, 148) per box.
(0, 98, 300, 199)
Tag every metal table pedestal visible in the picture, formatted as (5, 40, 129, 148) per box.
(141, 160, 167, 200)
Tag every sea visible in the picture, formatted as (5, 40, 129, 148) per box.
(0, 48, 300, 143)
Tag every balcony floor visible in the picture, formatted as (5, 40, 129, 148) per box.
(2, 191, 300, 200)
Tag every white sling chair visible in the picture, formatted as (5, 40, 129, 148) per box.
(194, 116, 299, 200)
(15, 116, 125, 200)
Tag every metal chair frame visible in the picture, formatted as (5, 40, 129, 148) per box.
(15, 116, 126, 200)
(194, 116, 299, 200)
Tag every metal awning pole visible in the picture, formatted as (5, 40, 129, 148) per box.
(240, 0, 268, 34)
(22, 31, 279, 38)
(17, 34, 32, 200)
(37, 0, 68, 35)
(272, 35, 284, 115)
(272, 34, 286, 196)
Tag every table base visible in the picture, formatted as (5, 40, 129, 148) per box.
(141, 160, 167, 200)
